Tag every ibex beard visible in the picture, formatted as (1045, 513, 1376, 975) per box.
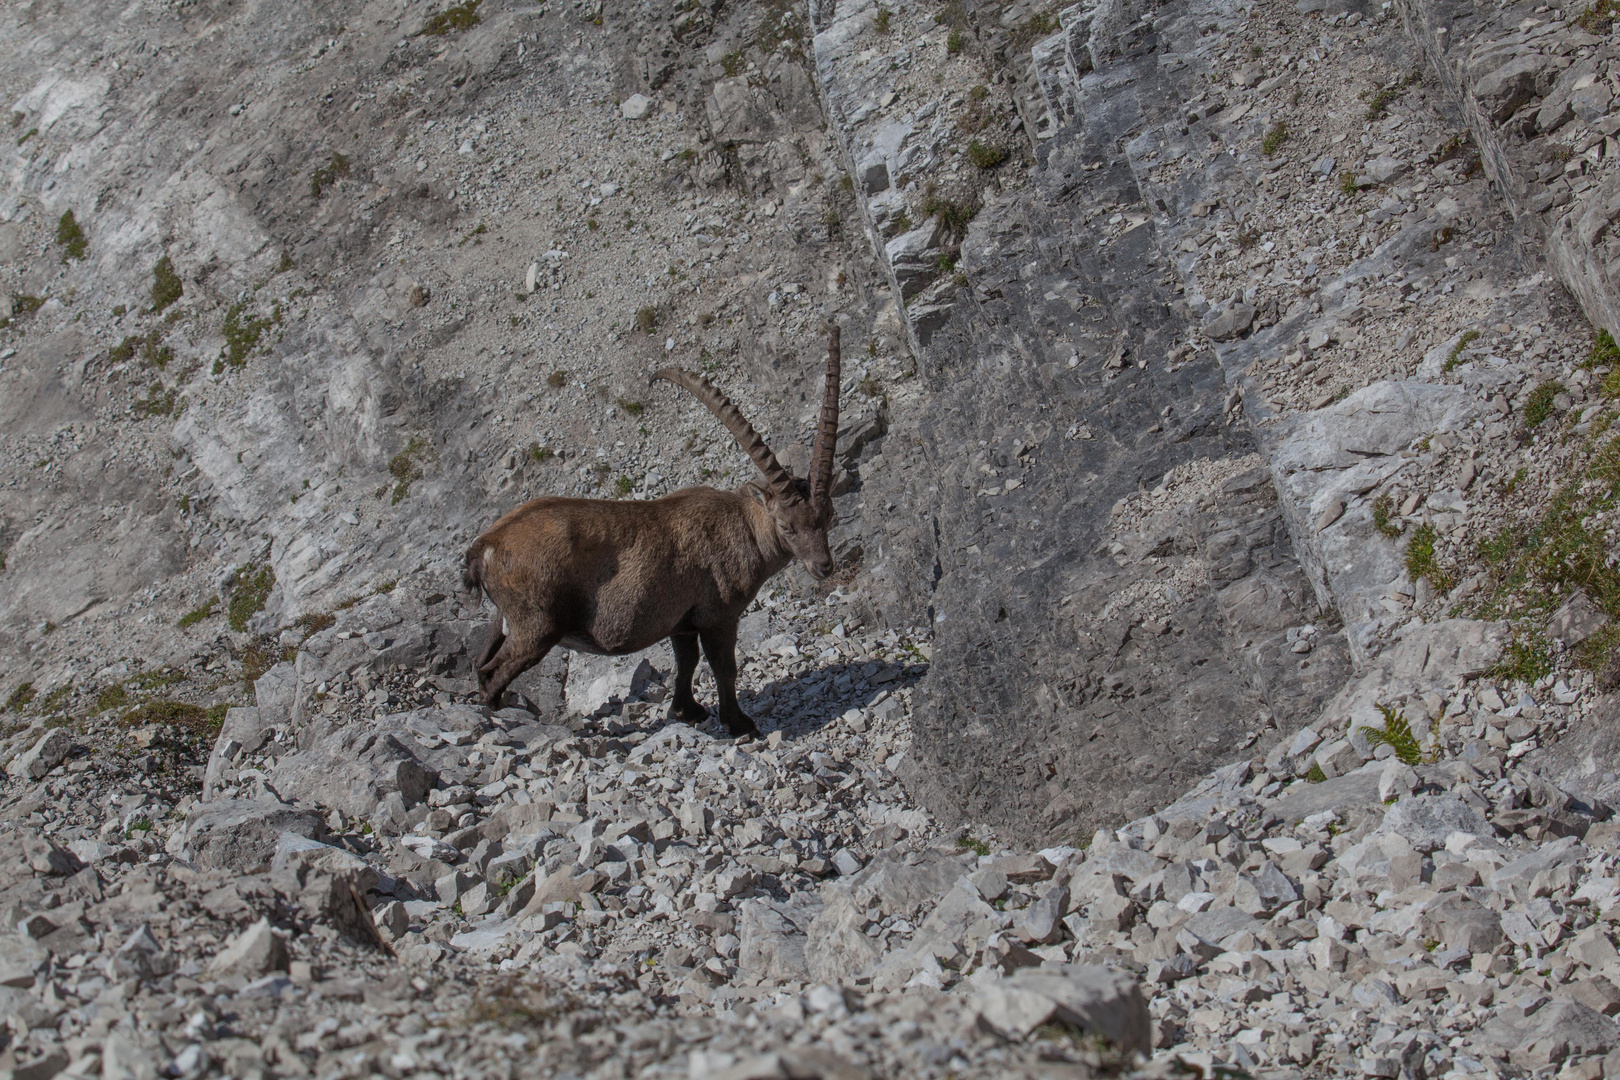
(461, 325, 842, 739)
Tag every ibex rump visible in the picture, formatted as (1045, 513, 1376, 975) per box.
(462, 327, 842, 738)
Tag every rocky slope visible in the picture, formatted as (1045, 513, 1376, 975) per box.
(8, 0, 1620, 1075)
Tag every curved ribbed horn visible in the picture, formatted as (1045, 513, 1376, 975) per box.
(655, 368, 800, 499)
(809, 325, 841, 506)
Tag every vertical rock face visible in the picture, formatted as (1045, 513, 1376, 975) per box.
(817, 0, 1351, 842)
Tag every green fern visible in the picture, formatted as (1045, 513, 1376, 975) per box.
(1365, 704, 1424, 765)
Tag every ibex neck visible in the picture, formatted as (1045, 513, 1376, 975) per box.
(741, 495, 794, 575)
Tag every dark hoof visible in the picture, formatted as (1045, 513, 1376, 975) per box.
(725, 718, 761, 740)
(671, 700, 709, 724)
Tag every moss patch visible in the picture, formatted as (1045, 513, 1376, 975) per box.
(421, 0, 482, 35)
(151, 256, 183, 313)
(1523, 380, 1565, 429)
(56, 210, 87, 262)
(228, 562, 275, 633)
(389, 436, 430, 504)
(123, 699, 213, 734)
(310, 151, 352, 198)
(177, 597, 218, 629)
(221, 302, 274, 367)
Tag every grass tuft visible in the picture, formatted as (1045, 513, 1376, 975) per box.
(966, 140, 1009, 169)
(177, 596, 218, 629)
(1443, 329, 1480, 373)
(956, 834, 990, 857)
(151, 256, 183, 313)
(56, 210, 87, 262)
(310, 151, 352, 198)
(1260, 123, 1288, 156)
(228, 562, 275, 633)
(421, 0, 481, 36)
(1523, 380, 1565, 429)
(1305, 762, 1327, 783)
(1405, 522, 1455, 593)
(1371, 493, 1401, 538)
(389, 436, 429, 503)
(6, 682, 35, 712)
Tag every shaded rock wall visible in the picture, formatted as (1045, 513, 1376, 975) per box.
(816, 0, 1353, 842)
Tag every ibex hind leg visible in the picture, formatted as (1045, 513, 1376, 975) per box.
(480, 632, 559, 709)
(668, 633, 708, 724)
(475, 618, 507, 675)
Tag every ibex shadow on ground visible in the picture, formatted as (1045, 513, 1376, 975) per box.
(462, 326, 843, 738)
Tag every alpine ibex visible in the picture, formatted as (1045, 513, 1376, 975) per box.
(461, 326, 842, 737)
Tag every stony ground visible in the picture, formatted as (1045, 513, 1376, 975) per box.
(9, 0, 1620, 1077)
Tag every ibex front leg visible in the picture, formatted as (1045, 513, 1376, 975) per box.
(700, 625, 759, 739)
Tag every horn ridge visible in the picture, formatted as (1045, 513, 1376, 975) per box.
(809, 325, 841, 504)
(655, 367, 798, 498)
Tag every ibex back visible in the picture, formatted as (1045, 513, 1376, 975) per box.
(462, 326, 842, 738)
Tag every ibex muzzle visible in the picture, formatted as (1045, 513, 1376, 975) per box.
(461, 326, 843, 738)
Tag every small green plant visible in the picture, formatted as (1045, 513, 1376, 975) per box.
(125, 817, 153, 838)
(1523, 380, 1565, 429)
(151, 256, 183, 313)
(956, 835, 990, 857)
(389, 436, 429, 503)
(1405, 522, 1455, 593)
(1365, 86, 1401, 121)
(1260, 123, 1288, 156)
(134, 382, 177, 419)
(227, 562, 275, 633)
(1371, 493, 1400, 538)
(1577, 0, 1617, 33)
(528, 443, 555, 463)
(616, 398, 644, 417)
(1443, 329, 1480, 373)
(16, 127, 37, 146)
(221, 302, 273, 367)
(421, 0, 482, 36)
(1305, 762, 1328, 783)
(1493, 632, 1555, 684)
(310, 151, 352, 198)
(177, 597, 219, 629)
(720, 51, 744, 77)
(56, 210, 87, 262)
(6, 682, 35, 712)
(919, 186, 978, 240)
(874, 6, 892, 32)
(1011, 9, 1060, 46)
(966, 139, 1009, 169)
(122, 699, 211, 733)
(634, 305, 660, 334)
(1339, 170, 1358, 197)
(95, 684, 130, 713)
(12, 294, 45, 317)
(614, 475, 634, 497)
(1587, 328, 1620, 372)
(547, 370, 567, 389)
(947, 28, 966, 54)
(1365, 704, 1423, 765)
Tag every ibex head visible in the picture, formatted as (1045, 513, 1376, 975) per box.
(656, 326, 842, 579)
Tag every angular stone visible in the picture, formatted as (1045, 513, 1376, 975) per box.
(207, 918, 289, 979)
(1015, 884, 1070, 945)
(183, 799, 323, 873)
(564, 653, 658, 717)
(1490, 837, 1587, 903)
(735, 896, 821, 983)
(1378, 793, 1493, 854)
(6, 728, 72, 781)
(805, 888, 881, 984)
(973, 965, 1151, 1053)
(1547, 591, 1608, 646)
(271, 728, 432, 829)
(1482, 998, 1620, 1067)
